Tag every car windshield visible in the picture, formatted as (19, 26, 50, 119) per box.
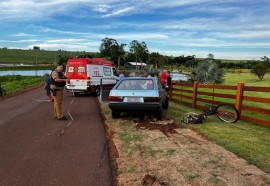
(116, 79, 154, 90)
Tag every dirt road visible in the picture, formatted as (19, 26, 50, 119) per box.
(0, 88, 113, 186)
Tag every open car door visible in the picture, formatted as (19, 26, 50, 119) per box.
(100, 78, 118, 103)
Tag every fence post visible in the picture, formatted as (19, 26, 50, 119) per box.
(235, 82, 244, 115)
(192, 82, 198, 108)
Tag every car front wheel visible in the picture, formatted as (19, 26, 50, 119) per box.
(112, 110, 121, 119)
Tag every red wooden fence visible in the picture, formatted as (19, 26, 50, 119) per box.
(170, 82, 270, 127)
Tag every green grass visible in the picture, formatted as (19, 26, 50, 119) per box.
(0, 75, 43, 95)
(177, 168, 199, 181)
(0, 49, 94, 64)
(165, 102, 270, 174)
(172, 71, 270, 123)
(0, 65, 55, 71)
(118, 119, 144, 157)
(224, 71, 270, 86)
(220, 59, 247, 63)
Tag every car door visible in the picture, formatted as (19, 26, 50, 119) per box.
(100, 78, 117, 103)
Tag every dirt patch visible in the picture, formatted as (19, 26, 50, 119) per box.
(142, 174, 168, 186)
(102, 105, 270, 186)
(134, 117, 181, 137)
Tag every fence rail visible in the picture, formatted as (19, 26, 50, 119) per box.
(170, 81, 270, 127)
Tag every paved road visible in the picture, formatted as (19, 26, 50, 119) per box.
(0, 88, 113, 186)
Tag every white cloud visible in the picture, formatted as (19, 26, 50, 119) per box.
(9, 33, 36, 37)
(110, 33, 168, 41)
(0, 39, 39, 43)
(27, 43, 90, 51)
(1, 0, 270, 60)
(102, 6, 135, 17)
(94, 4, 111, 13)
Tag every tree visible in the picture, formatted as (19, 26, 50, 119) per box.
(147, 52, 167, 69)
(207, 53, 214, 60)
(99, 37, 126, 65)
(172, 55, 196, 66)
(33, 46, 40, 50)
(250, 64, 268, 80)
(261, 56, 270, 69)
(129, 40, 149, 63)
(58, 56, 69, 67)
(185, 59, 201, 68)
(116, 43, 127, 69)
(188, 61, 225, 84)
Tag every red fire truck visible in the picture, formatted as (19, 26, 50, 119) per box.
(65, 58, 118, 96)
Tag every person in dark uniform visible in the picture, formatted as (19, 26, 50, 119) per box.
(167, 71, 172, 90)
(50, 64, 69, 120)
(44, 73, 54, 102)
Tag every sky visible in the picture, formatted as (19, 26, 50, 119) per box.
(0, 0, 270, 60)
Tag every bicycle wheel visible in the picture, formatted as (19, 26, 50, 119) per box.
(215, 104, 240, 123)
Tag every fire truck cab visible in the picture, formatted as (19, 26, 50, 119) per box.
(65, 58, 118, 96)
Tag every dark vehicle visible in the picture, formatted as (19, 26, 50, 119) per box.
(108, 77, 169, 119)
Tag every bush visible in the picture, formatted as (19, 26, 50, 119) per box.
(250, 64, 268, 80)
(188, 61, 225, 84)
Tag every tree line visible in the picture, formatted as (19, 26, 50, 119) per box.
(56, 37, 269, 81)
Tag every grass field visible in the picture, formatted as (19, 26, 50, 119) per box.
(0, 75, 43, 95)
(224, 71, 270, 86)
(0, 49, 93, 64)
(164, 102, 270, 174)
(171, 71, 270, 173)
(172, 71, 270, 123)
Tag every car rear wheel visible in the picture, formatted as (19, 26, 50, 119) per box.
(162, 97, 169, 109)
(112, 110, 121, 119)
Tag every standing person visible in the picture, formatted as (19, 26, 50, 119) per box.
(159, 70, 168, 86)
(50, 64, 69, 120)
(167, 71, 172, 90)
(44, 73, 54, 102)
(118, 72, 125, 80)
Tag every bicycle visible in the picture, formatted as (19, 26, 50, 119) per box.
(182, 103, 240, 124)
(0, 84, 6, 97)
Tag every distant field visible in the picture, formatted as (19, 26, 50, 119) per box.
(220, 59, 247, 63)
(1, 49, 251, 65)
(224, 71, 270, 86)
(0, 49, 93, 64)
